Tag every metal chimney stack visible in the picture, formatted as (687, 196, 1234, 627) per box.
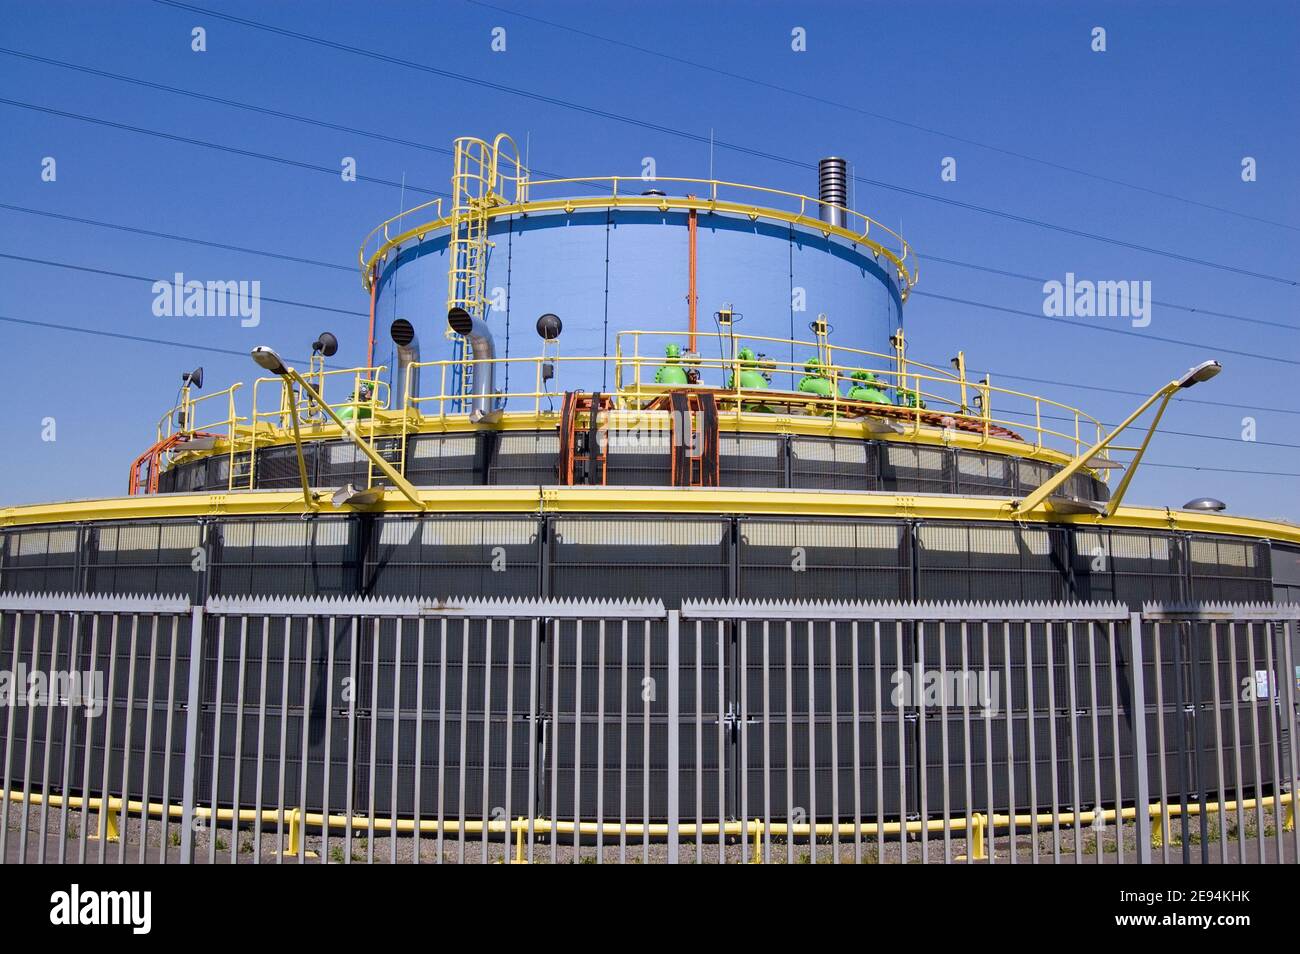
(818, 157, 848, 229)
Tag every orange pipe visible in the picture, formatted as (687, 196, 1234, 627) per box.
(366, 263, 378, 368)
(687, 204, 698, 352)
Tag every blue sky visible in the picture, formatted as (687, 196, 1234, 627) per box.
(1, 0, 1296, 518)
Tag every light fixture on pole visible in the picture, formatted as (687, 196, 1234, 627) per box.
(1016, 359, 1223, 516)
(248, 346, 427, 511)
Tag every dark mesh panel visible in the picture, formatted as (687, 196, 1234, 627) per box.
(0, 612, 194, 811)
(404, 433, 478, 485)
(549, 516, 729, 604)
(85, 522, 203, 598)
(365, 515, 539, 598)
(1072, 529, 1183, 604)
(489, 431, 559, 485)
(604, 437, 671, 486)
(719, 434, 783, 488)
(0, 526, 80, 593)
(546, 618, 668, 821)
(210, 518, 356, 596)
(954, 451, 1015, 496)
(1187, 535, 1272, 602)
(789, 436, 874, 491)
(737, 518, 908, 601)
(880, 444, 951, 494)
(254, 444, 317, 490)
(1015, 459, 1056, 497)
(737, 620, 908, 819)
(170, 459, 209, 493)
(196, 615, 347, 815)
(916, 523, 1067, 601)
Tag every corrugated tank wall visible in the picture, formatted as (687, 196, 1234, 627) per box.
(371, 207, 904, 398)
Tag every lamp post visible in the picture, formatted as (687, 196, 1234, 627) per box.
(250, 347, 426, 510)
(1016, 360, 1221, 516)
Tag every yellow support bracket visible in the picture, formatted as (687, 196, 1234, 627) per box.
(89, 797, 120, 842)
(275, 808, 319, 859)
(1151, 803, 1168, 848)
(970, 812, 987, 861)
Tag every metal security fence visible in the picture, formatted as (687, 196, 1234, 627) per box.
(1, 593, 1296, 864)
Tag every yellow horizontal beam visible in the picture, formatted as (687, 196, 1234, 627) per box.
(3, 485, 1298, 546)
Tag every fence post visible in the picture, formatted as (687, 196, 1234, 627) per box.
(178, 604, 206, 864)
(1129, 611, 1152, 864)
(666, 609, 680, 865)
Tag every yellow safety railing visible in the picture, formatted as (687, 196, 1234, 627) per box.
(155, 383, 245, 444)
(146, 331, 1112, 492)
(615, 329, 1107, 461)
(359, 174, 916, 295)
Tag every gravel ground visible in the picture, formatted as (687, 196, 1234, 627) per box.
(6, 801, 1294, 864)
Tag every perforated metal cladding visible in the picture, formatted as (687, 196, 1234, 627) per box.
(1188, 537, 1272, 602)
(488, 431, 561, 485)
(1072, 528, 1184, 604)
(789, 436, 877, 491)
(156, 430, 1114, 501)
(365, 516, 539, 598)
(719, 434, 783, 488)
(353, 618, 539, 818)
(548, 516, 730, 603)
(880, 444, 951, 494)
(0, 610, 194, 807)
(403, 433, 478, 486)
(255, 443, 316, 490)
(955, 451, 1015, 496)
(85, 522, 203, 598)
(737, 619, 908, 818)
(210, 518, 357, 596)
(0, 526, 81, 593)
(737, 518, 908, 601)
(545, 618, 670, 820)
(916, 523, 1069, 601)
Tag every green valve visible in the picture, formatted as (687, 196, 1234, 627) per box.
(654, 343, 689, 385)
(797, 358, 834, 397)
(847, 370, 890, 404)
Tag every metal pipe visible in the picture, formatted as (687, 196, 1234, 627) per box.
(818, 157, 848, 229)
(447, 308, 497, 421)
(390, 318, 421, 406)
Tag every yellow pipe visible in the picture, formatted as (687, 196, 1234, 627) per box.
(5, 789, 1293, 848)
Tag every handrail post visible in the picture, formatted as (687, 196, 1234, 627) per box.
(178, 604, 205, 864)
(1129, 611, 1152, 863)
(666, 609, 680, 865)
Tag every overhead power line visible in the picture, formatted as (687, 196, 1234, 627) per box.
(464, 0, 1298, 235)
(0, 202, 354, 272)
(912, 289, 1300, 367)
(0, 251, 367, 317)
(0, 97, 447, 197)
(6, 47, 1289, 337)
(923, 253, 1299, 333)
(0, 46, 603, 193)
(0, 311, 310, 363)
(147, 0, 1299, 287)
(6, 199, 1298, 416)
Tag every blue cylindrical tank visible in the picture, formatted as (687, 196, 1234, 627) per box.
(372, 205, 904, 399)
